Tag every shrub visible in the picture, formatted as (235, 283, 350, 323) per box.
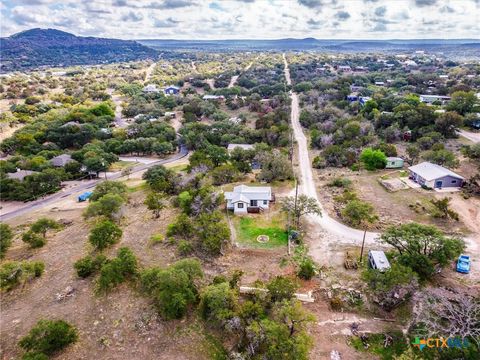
(22, 231, 46, 248)
(149, 234, 164, 246)
(30, 218, 61, 238)
(90, 181, 127, 201)
(88, 220, 122, 250)
(359, 148, 387, 170)
(22, 352, 49, 360)
(297, 258, 316, 280)
(96, 247, 137, 293)
(177, 240, 193, 256)
(0, 223, 13, 259)
(73, 255, 107, 278)
(327, 177, 352, 188)
(19, 319, 77, 356)
(312, 155, 326, 169)
(83, 193, 125, 220)
(199, 282, 238, 324)
(0, 261, 44, 291)
(266, 276, 297, 303)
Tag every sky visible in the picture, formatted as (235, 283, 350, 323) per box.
(1, 0, 479, 40)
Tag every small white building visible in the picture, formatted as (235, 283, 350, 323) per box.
(419, 94, 451, 104)
(143, 84, 160, 93)
(225, 185, 273, 214)
(203, 95, 225, 101)
(227, 144, 254, 153)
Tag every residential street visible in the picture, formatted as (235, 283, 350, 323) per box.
(0, 146, 188, 221)
(283, 54, 379, 263)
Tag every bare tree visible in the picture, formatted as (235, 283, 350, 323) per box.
(411, 288, 480, 346)
(281, 194, 321, 228)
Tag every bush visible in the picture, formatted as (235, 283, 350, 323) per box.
(96, 247, 137, 293)
(177, 240, 193, 256)
(199, 282, 238, 324)
(90, 181, 127, 201)
(312, 155, 326, 169)
(22, 352, 49, 360)
(149, 234, 164, 246)
(297, 258, 316, 280)
(73, 254, 107, 278)
(88, 220, 122, 250)
(360, 148, 387, 170)
(266, 276, 297, 303)
(22, 231, 46, 248)
(19, 319, 77, 356)
(0, 261, 44, 291)
(83, 193, 125, 220)
(327, 177, 351, 188)
(0, 223, 13, 259)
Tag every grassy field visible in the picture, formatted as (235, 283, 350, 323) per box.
(108, 160, 135, 171)
(234, 215, 288, 249)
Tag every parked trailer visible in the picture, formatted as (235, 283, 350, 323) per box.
(78, 191, 93, 202)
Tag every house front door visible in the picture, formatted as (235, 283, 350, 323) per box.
(435, 180, 443, 188)
(250, 200, 258, 207)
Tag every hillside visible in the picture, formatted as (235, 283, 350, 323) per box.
(0, 28, 158, 72)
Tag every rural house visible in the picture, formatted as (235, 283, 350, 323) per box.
(143, 84, 160, 93)
(408, 162, 464, 189)
(6, 169, 38, 181)
(225, 185, 274, 214)
(385, 157, 404, 169)
(163, 85, 180, 95)
(50, 154, 73, 167)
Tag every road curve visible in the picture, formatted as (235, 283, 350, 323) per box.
(0, 146, 188, 221)
(458, 129, 480, 143)
(283, 54, 379, 245)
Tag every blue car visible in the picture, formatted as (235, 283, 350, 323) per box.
(456, 255, 471, 274)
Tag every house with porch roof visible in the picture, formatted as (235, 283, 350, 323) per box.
(225, 185, 274, 214)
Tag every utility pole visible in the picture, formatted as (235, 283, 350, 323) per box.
(293, 179, 299, 228)
(359, 229, 367, 263)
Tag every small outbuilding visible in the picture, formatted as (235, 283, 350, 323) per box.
(385, 157, 404, 169)
(368, 250, 391, 271)
(50, 154, 74, 167)
(408, 161, 464, 189)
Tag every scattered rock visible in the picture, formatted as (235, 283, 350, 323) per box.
(330, 350, 342, 360)
(55, 286, 75, 301)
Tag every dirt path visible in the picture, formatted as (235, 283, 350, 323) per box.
(205, 79, 215, 90)
(144, 62, 156, 83)
(0, 123, 24, 142)
(228, 61, 254, 88)
(283, 54, 379, 266)
(458, 129, 480, 143)
(191, 61, 198, 73)
(106, 88, 128, 128)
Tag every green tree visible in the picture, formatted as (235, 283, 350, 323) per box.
(88, 220, 122, 250)
(423, 148, 458, 168)
(83, 193, 124, 219)
(380, 223, 464, 279)
(0, 260, 44, 291)
(211, 164, 240, 185)
(362, 263, 418, 292)
(435, 111, 463, 138)
(90, 181, 127, 201)
(19, 320, 77, 357)
(446, 91, 477, 115)
(359, 148, 387, 170)
(144, 192, 166, 218)
(266, 276, 297, 303)
(22, 231, 46, 248)
(142, 165, 178, 194)
(0, 223, 13, 259)
(341, 199, 377, 227)
(199, 282, 238, 325)
(429, 197, 459, 220)
(96, 247, 138, 293)
(73, 254, 107, 278)
(30, 218, 61, 238)
(196, 211, 230, 255)
(406, 144, 420, 165)
(281, 195, 322, 228)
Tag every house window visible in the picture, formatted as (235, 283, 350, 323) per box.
(237, 203, 244, 209)
(263, 200, 268, 205)
(451, 180, 457, 183)
(250, 200, 258, 207)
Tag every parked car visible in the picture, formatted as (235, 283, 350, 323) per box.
(456, 254, 471, 274)
(78, 191, 93, 202)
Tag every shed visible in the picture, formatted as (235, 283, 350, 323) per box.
(385, 157, 404, 169)
(6, 169, 38, 181)
(368, 250, 391, 271)
(408, 161, 464, 189)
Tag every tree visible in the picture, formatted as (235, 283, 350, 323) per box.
(412, 288, 480, 347)
(73, 254, 107, 278)
(144, 192, 166, 218)
(96, 247, 138, 293)
(196, 211, 230, 255)
(0, 223, 13, 259)
(30, 218, 61, 238)
(140, 258, 203, 320)
(446, 91, 477, 115)
(266, 276, 297, 303)
(406, 144, 420, 165)
(199, 282, 238, 325)
(435, 111, 463, 138)
(423, 148, 459, 168)
(90, 181, 127, 201)
(281, 195, 321, 228)
(256, 150, 294, 182)
(83, 193, 124, 219)
(359, 148, 387, 170)
(89, 220, 122, 250)
(380, 223, 464, 279)
(19, 319, 77, 357)
(0, 260, 44, 291)
(211, 164, 240, 185)
(341, 199, 377, 227)
(142, 165, 179, 194)
(429, 197, 459, 220)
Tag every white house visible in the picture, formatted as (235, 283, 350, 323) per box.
(225, 185, 273, 214)
(408, 162, 464, 189)
(227, 144, 254, 153)
(143, 84, 160, 93)
(419, 94, 451, 104)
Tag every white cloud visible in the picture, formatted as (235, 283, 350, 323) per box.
(0, 0, 478, 39)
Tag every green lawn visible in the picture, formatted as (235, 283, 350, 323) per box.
(234, 216, 288, 249)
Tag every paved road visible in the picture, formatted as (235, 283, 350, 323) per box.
(458, 129, 480, 143)
(0, 146, 188, 221)
(283, 54, 379, 246)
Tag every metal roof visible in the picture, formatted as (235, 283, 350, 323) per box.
(368, 250, 391, 270)
(408, 162, 464, 181)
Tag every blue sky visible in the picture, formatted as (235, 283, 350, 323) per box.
(1, 0, 479, 39)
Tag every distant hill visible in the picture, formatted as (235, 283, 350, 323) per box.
(0, 28, 158, 72)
